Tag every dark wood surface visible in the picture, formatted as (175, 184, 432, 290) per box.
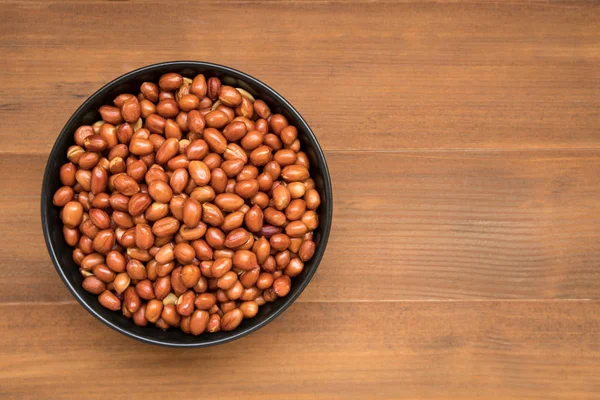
(1, 1, 599, 399)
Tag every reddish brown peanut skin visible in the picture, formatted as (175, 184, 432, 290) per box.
(181, 264, 201, 288)
(273, 275, 292, 297)
(285, 258, 304, 277)
(161, 304, 181, 326)
(62, 201, 84, 228)
(299, 240, 316, 261)
(207, 77, 221, 100)
(159, 73, 183, 91)
(98, 290, 121, 311)
(240, 301, 259, 318)
(82, 276, 106, 295)
(190, 310, 210, 335)
(80, 219, 100, 240)
(221, 308, 243, 331)
(55, 73, 320, 336)
(191, 74, 207, 98)
(176, 291, 195, 316)
(207, 314, 221, 333)
(244, 205, 264, 233)
(189, 160, 211, 185)
(233, 250, 259, 271)
(195, 293, 217, 310)
(145, 299, 164, 323)
(53, 186, 75, 207)
(218, 86, 242, 107)
(124, 287, 141, 314)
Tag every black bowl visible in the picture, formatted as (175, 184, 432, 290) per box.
(41, 61, 332, 347)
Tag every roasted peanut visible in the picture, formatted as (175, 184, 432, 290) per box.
(62, 201, 84, 228)
(159, 73, 183, 91)
(98, 290, 121, 311)
(176, 290, 195, 316)
(145, 299, 164, 323)
(189, 310, 209, 335)
(221, 308, 243, 331)
(82, 276, 106, 295)
(203, 128, 227, 154)
(188, 160, 211, 186)
(273, 275, 292, 297)
(233, 250, 259, 271)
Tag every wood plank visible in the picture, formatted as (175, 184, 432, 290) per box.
(1, 1, 599, 153)
(4, 150, 600, 303)
(0, 301, 598, 399)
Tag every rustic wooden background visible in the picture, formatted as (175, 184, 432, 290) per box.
(1, 1, 599, 399)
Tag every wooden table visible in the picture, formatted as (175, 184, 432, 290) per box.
(1, 1, 599, 399)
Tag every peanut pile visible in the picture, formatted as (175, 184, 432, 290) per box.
(53, 73, 319, 334)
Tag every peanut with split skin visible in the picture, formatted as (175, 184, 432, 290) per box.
(53, 72, 321, 335)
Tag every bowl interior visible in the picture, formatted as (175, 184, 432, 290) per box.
(42, 61, 332, 347)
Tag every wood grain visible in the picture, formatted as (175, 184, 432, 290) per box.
(0, 301, 598, 400)
(4, 151, 600, 303)
(2, 0, 600, 398)
(0, 0, 598, 153)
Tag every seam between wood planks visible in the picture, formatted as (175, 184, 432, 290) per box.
(0, 298, 597, 307)
(3, 148, 600, 157)
(1, 0, 592, 6)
